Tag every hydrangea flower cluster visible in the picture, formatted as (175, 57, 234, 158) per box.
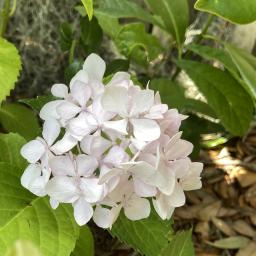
(20, 54, 203, 228)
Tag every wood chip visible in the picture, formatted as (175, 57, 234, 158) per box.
(236, 241, 256, 256)
(211, 217, 236, 236)
(197, 201, 221, 221)
(233, 220, 256, 238)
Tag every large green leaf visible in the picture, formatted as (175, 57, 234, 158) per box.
(81, 0, 93, 21)
(0, 38, 21, 103)
(0, 161, 79, 256)
(116, 23, 163, 66)
(145, 0, 189, 46)
(0, 133, 26, 169)
(5, 240, 41, 256)
(0, 103, 40, 140)
(194, 0, 256, 24)
(110, 210, 173, 256)
(225, 44, 256, 100)
(71, 226, 94, 256)
(176, 60, 254, 136)
(162, 230, 195, 256)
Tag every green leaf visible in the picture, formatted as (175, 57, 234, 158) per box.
(81, 0, 93, 21)
(162, 230, 195, 256)
(144, 0, 189, 46)
(176, 60, 254, 136)
(59, 23, 73, 51)
(20, 95, 57, 113)
(116, 23, 163, 66)
(65, 60, 83, 83)
(194, 0, 256, 24)
(71, 226, 94, 256)
(110, 210, 173, 256)
(0, 161, 79, 256)
(225, 44, 256, 100)
(207, 236, 250, 249)
(0, 133, 26, 169)
(0, 103, 39, 140)
(0, 38, 21, 103)
(105, 59, 130, 76)
(5, 240, 41, 256)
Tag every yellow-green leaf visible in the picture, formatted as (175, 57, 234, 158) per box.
(81, 0, 93, 21)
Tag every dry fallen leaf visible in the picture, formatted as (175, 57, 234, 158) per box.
(206, 236, 250, 249)
(245, 185, 256, 208)
(195, 221, 210, 240)
(236, 167, 256, 187)
(211, 217, 236, 236)
(233, 220, 256, 238)
(197, 201, 221, 221)
(250, 214, 256, 226)
(217, 207, 237, 217)
(236, 241, 256, 256)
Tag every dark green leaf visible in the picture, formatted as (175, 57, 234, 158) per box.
(176, 60, 254, 136)
(194, 0, 256, 24)
(0, 103, 40, 140)
(59, 23, 73, 51)
(105, 59, 130, 76)
(65, 60, 83, 83)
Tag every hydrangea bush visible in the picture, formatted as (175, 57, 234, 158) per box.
(20, 54, 203, 228)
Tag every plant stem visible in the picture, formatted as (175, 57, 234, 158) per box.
(171, 14, 214, 81)
(69, 39, 77, 64)
(9, 0, 17, 18)
(0, 0, 11, 37)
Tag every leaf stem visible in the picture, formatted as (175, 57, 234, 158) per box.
(69, 39, 77, 64)
(9, 0, 17, 18)
(0, 0, 11, 37)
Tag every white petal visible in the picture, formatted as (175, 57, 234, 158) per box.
(133, 178, 157, 197)
(80, 135, 94, 154)
(42, 118, 60, 146)
(21, 164, 41, 189)
(153, 194, 175, 220)
(130, 89, 154, 116)
(124, 196, 150, 221)
(107, 72, 131, 88)
(169, 158, 191, 179)
(70, 70, 89, 89)
(73, 198, 93, 226)
(71, 81, 91, 107)
(51, 84, 68, 98)
(56, 101, 81, 120)
(103, 119, 128, 135)
(21, 139, 45, 163)
(51, 132, 77, 155)
(80, 178, 104, 203)
(101, 86, 129, 116)
(131, 118, 160, 141)
(98, 168, 122, 184)
(165, 139, 193, 160)
(76, 154, 98, 177)
(39, 100, 64, 120)
(46, 176, 79, 203)
(168, 183, 186, 207)
(93, 205, 121, 229)
(103, 146, 129, 166)
(83, 53, 106, 81)
(50, 198, 59, 209)
(49, 155, 75, 176)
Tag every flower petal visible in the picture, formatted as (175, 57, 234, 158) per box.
(56, 101, 81, 120)
(50, 198, 59, 209)
(49, 155, 75, 176)
(21, 139, 45, 163)
(76, 154, 98, 177)
(165, 139, 193, 160)
(46, 176, 79, 203)
(167, 183, 186, 207)
(133, 178, 157, 197)
(71, 81, 91, 107)
(103, 146, 129, 166)
(124, 195, 150, 221)
(51, 84, 68, 98)
(51, 132, 77, 155)
(103, 119, 128, 135)
(73, 198, 93, 226)
(21, 164, 41, 190)
(42, 118, 60, 146)
(153, 194, 175, 220)
(39, 100, 64, 120)
(107, 72, 131, 88)
(131, 118, 160, 141)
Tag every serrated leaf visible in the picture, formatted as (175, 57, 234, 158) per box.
(162, 230, 195, 256)
(144, 0, 189, 46)
(81, 0, 93, 21)
(176, 60, 254, 136)
(225, 44, 256, 100)
(0, 133, 26, 168)
(207, 236, 250, 249)
(20, 95, 57, 112)
(0, 162, 79, 256)
(71, 226, 94, 256)
(110, 210, 173, 256)
(116, 23, 163, 66)
(0, 38, 21, 103)
(194, 0, 256, 24)
(0, 103, 40, 140)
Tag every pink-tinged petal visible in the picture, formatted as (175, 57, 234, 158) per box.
(145, 104, 168, 119)
(46, 176, 79, 203)
(80, 135, 94, 154)
(93, 205, 121, 229)
(130, 89, 154, 116)
(107, 72, 131, 88)
(51, 132, 77, 155)
(56, 101, 81, 120)
(124, 195, 150, 221)
(51, 84, 68, 98)
(50, 198, 59, 209)
(71, 81, 91, 107)
(49, 155, 75, 176)
(42, 118, 60, 146)
(168, 158, 191, 179)
(21, 139, 45, 163)
(133, 178, 157, 197)
(80, 178, 105, 203)
(68, 112, 97, 140)
(153, 194, 175, 220)
(70, 70, 89, 89)
(39, 100, 64, 120)
(104, 146, 129, 166)
(21, 164, 41, 190)
(168, 183, 186, 207)
(130, 118, 160, 142)
(73, 198, 93, 226)
(98, 168, 123, 184)
(76, 154, 98, 177)
(83, 53, 106, 81)
(101, 86, 129, 116)
(103, 119, 128, 135)
(129, 161, 156, 180)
